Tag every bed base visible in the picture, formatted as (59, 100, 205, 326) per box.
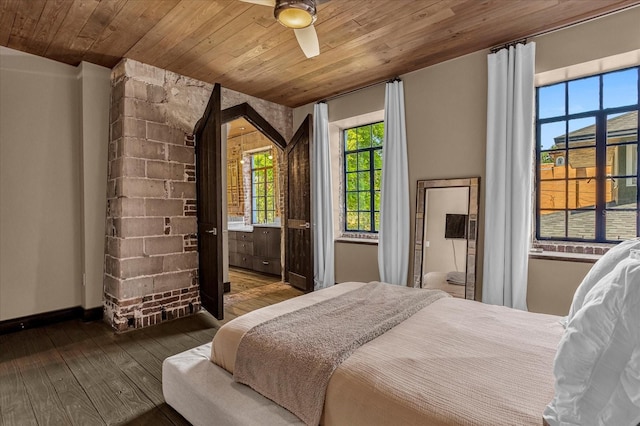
(162, 343, 302, 426)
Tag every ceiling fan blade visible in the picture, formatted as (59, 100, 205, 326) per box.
(294, 25, 320, 58)
(239, 0, 275, 6)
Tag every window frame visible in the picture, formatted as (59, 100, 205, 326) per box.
(250, 149, 276, 224)
(343, 121, 384, 234)
(535, 66, 640, 244)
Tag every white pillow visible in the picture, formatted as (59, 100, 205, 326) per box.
(543, 254, 640, 426)
(567, 238, 640, 323)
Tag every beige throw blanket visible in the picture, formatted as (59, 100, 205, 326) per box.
(233, 282, 449, 425)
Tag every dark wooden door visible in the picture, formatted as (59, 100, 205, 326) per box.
(194, 83, 223, 319)
(285, 115, 313, 292)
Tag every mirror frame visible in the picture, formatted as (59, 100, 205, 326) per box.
(413, 177, 480, 300)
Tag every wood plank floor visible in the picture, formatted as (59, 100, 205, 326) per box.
(0, 269, 303, 425)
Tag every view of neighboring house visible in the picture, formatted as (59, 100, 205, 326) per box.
(541, 110, 637, 209)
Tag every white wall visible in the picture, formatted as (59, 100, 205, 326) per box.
(294, 5, 640, 315)
(0, 46, 110, 321)
(78, 62, 111, 311)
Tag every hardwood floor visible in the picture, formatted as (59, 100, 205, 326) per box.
(0, 270, 302, 425)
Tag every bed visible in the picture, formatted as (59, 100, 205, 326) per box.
(163, 241, 640, 425)
(163, 281, 563, 425)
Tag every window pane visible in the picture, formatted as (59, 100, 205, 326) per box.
(267, 211, 275, 223)
(345, 129, 357, 151)
(266, 183, 274, 196)
(358, 151, 370, 170)
(265, 153, 273, 167)
(568, 210, 595, 240)
(540, 150, 566, 179)
(256, 197, 265, 210)
(345, 153, 357, 171)
(372, 123, 384, 146)
(346, 192, 358, 211)
(358, 191, 371, 210)
(603, 68, 638, 109)
(266, 168, 274, 182)
(346, 173, 357, 191)
(569, 76, 599, 114)
(539, 210, 565, 239)
(357, 126, 371, 149)
(373, 149, 383, 169)
(358, 172, 370, 190)
(374, 191, 381, 211)
(358, 212, 371, 231)
(253, 171, 263, 183)
(607, 144, 637, 177)
(256, 211, 266, 223)
(540, 121, 566, 150)
(569, 178, 597, 209)
(346, 212, 358, 230)
(605, 210, 637, 240)
(374, 170, 382, 190)
(567, 147, 596, 174)
(607, 112, 637, 145)
(540, 180, 566, 210)
(610, 184, 636, 208)
(374, 212, 380, 231)
(568, 117, 596, 147)
(538, 83, 565, 119)
(267, 197, 274, 210)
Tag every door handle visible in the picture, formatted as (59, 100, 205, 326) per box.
(205, 228, 217, 235)
(299, 222, 310, 229)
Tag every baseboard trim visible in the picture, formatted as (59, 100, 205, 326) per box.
(82, 306, 104, 322)
(0, 305, 104, 335)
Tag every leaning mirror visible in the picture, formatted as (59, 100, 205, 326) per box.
(413, 177, 479, 300)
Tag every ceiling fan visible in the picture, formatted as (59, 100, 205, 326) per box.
(240, 0, 321, 58)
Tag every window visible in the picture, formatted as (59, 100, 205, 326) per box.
(344, 122, 384, 232)
(536, 66, 639, 243)
(251, 150, 275, 224)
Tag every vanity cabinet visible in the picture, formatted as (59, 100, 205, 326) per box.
(228, 227, 281, 276)
(228, 231, 254, 270)
(252, 226, 281, 276)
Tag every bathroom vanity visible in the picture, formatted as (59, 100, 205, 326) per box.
(228, 224, 281, 276)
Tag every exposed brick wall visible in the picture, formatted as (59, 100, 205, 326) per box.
(104, 59, 211, 331)
(103, 59, 292, 331)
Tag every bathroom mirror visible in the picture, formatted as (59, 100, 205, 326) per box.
(413, 177, 479, 300)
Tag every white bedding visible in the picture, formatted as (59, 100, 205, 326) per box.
(208, 282, 564, 425)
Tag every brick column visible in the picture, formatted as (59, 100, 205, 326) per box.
(104, 60, 209, 331)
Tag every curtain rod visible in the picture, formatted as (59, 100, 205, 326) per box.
(317, 76, 402, 104)
(489, 38, 528, 54)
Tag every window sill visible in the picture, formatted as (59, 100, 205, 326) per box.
(529, 249, 600, 264)
(335, 236, 378, 246)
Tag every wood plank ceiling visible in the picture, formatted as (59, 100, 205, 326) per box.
(1, 0, 639, 107)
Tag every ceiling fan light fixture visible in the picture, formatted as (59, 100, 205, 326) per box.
(274, 0, 316, 29)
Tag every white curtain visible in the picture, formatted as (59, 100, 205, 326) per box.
(482, 42, 536, 310)
(378, 80, 410, 286)
(312, 102, 335, 290)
